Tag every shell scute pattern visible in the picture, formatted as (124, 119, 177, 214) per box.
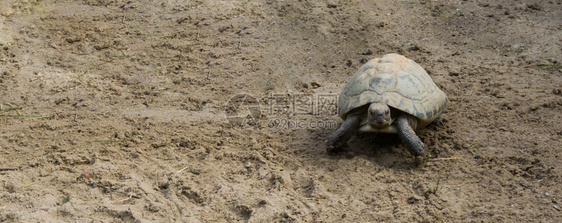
(369, 72, 396, 95)
(395, 71, 424, 100)
(337, 54, 448, 130)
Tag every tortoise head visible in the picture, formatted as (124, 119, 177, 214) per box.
(367, 102, 393, 128)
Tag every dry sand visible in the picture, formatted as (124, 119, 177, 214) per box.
(0, 0, 561, 222)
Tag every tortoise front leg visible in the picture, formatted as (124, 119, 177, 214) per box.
(396, 114, 424, 156)
(326, 114, 361, 153)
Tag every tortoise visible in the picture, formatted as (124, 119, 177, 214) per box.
(326, 53, 448, 156)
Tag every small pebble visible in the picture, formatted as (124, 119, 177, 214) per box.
(407, 195, 423, 204)
(311, 82, 321, 89)
(545, 192, 550, 196)
(554, 205, 560, 211)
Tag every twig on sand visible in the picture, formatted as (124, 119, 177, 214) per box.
(0, 167, 18, 171)
(113, 196, 134, 204)
(176, 166, 189, 173)
(0, 114, 52, 119)
(1, 103, 51, 119)
(1, 201, 12, 210)
(94, 137, 133, 143)
(139, 33, 173, 38)
(428, 157, 460, 162)
(90, 182, 141, 199)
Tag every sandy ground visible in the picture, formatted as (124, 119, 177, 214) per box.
(0, 0, 561, 222)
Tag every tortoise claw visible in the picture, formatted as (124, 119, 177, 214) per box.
(325, 114, 361, 154)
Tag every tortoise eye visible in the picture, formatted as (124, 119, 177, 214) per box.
(385, 110, 390, 114)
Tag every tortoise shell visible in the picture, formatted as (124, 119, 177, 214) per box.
(338, 53, 448, 133)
